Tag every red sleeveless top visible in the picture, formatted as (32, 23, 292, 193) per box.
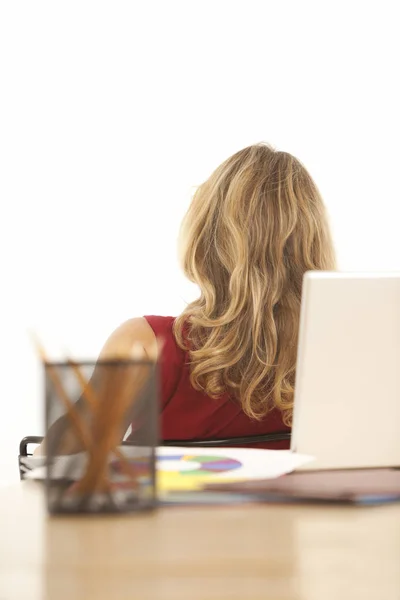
(144, 316, 290, 450)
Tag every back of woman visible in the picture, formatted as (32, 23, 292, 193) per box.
(144, 144, 336, 448)
(144, 315, 291, 449)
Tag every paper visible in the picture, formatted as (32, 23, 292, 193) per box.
(156, 447, 313, 491)
(204, 468, 400, 505)
(22, 446, 313, 493)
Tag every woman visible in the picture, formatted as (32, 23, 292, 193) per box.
(40, 143, 335, 457)
(97, 142, 336, 450)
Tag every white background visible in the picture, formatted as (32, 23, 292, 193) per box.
(0, 1, 399, 485)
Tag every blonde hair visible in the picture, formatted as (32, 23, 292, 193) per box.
(174, 143, 336, 426)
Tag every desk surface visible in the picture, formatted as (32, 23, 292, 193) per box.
(1, 483, 400, 600)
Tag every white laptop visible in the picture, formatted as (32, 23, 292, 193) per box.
(291, 272, 400, 470)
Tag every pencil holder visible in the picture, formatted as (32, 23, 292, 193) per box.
(44, 359, 159, 514)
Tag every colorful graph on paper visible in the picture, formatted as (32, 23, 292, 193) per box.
(111, 447, 313, 492)
(155, 452, 243, 492)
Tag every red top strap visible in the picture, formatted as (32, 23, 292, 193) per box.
(144, 315, 185, 410)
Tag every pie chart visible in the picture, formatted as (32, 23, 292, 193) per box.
(110, 452, 244, 493)
(157, 454, 242, 476)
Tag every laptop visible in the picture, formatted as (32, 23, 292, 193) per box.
(291, 272, 400, 470)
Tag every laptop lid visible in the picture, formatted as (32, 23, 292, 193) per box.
(291, 272, 400, 470)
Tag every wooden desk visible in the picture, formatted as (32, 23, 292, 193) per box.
(1, 482, 400, 600)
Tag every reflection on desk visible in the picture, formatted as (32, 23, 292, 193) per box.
(1, 482, 400, 600)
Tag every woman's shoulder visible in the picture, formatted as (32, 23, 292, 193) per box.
(99, 315, 184, 368)
(98, 317, 156, 358)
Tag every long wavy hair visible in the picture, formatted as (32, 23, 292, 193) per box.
(174, 143, 336, 426)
